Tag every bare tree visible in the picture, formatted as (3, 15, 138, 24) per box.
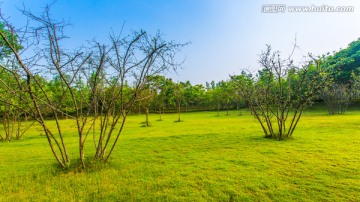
(91, 31, 184, 161)
(321, 83, 351, 114)
(240, 45, 328, 140)
(0, 6, 97, 167)
(0, 6, 185, 167)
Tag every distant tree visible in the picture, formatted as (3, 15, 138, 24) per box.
(182, 81, 193, 112)
(171, 82, 184, 122)
(137, 84, 155, 127)
(230, 71, 253, 115)
(211, 84, 222, 116)
(0, 69, 34, 141)
(320, 82, 351, 114)
(191, 84, 207, 111)
(0, 21, 33, 141)
(205, 82, 211, 91)
(217, 81, 233, 115)
(350, 71, 360, 102)
(148, 76, 175, 120)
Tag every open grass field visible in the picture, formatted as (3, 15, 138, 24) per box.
(0, 107, 360, 201)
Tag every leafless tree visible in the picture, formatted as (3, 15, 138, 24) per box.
(0, 6, 185, 167)
(240, 45, 328, 140)
(321, 83, 351, 114)
(0, 6, 97, 167)
(91, 31, 184, 161)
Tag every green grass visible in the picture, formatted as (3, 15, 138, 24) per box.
(1, 107, 360, 201)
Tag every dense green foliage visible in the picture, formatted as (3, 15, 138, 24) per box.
(0, 22, 22, 57)
(322, 38, 360, 84)
(0, 73, 246, 118)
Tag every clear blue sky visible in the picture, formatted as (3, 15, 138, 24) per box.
(3, 0, 360, 84)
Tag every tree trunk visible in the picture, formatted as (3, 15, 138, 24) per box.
(159, 107, 162, 121)
(80, 141, 85, 168)
(177, 102, 181, 122)
(146, 108, 149, 126)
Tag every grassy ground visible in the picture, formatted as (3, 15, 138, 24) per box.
(0, 107, 360, 201)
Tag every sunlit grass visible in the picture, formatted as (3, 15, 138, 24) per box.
(0, 107, 359, 201)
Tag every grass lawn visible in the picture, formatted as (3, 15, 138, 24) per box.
(0, 107, 360, 201)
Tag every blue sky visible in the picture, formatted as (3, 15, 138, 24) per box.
(3, 0, 360, 84)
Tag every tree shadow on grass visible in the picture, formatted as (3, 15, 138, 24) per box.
(52, 158, 112, 174)
(139, 121, 151, 127)
(245, 134, 294, 142)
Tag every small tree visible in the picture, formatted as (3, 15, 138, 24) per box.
(350, 71, 360, 102)
(171, 82, 184, 122)
(230, 72, 252, 115)
(211, 84, 222, 116)
(147, 75, 167, 121)
(321, 82, 351, 114)
(240, 45, 328, 140)
(137, 86, 155, 127)
(217, 81, 233, 115)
